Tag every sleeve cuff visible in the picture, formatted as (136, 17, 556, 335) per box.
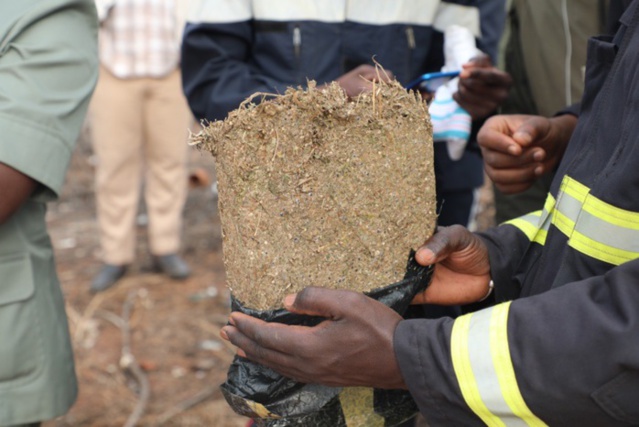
(0, 113, 72, 201)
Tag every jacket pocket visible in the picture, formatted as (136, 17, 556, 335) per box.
(0, 253, 40, 385)
(592, 370, 639, 424)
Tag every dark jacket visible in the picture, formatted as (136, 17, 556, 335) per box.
(181, 0, 505, 198)
(395, 2, 639, 425)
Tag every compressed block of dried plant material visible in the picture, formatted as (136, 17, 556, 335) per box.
(192, 81, 436, 310)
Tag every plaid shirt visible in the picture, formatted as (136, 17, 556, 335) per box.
(99, 0, 180, 78)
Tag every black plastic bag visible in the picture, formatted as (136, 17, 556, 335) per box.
(221, 251, 433, 427)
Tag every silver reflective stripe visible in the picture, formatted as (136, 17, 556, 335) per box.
(466, 309, 530, 427)
(576, 208, 639, 253)
(554, 176, 639, 264)
(451, 304, 548, 426)
(506, 176, 639, 264)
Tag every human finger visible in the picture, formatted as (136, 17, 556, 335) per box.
(221, 323, 312, 382)
(284, 287, 365, 320)
(478, 127, 523, 155)
(464, 68, 512, 88)
(453, 88, 500, 119)
(482, 146, 543, 170)
(511, 117, 552, 148)
(414, 225, 475, 265)
(225, 312, 312, 356)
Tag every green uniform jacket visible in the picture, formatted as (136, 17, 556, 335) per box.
(0, 0, 98, 424)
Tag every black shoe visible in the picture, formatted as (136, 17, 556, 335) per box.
(153, 254, 191, 280)
(91, 264, 127, 293)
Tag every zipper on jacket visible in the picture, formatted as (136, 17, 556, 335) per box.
(293, 24, 302, 83)
(406, 26, 416, 79)
(293, 25, 302, 59)
(405, 26, 416, 50)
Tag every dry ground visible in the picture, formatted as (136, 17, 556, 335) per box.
(42, 127, 494, 427)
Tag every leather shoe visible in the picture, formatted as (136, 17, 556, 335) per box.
(91, 264, 127, 293)
(153, 254, 191, 279)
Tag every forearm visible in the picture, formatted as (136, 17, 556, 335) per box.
(396, 259, 639, 426)
(0, 162, 37, 225)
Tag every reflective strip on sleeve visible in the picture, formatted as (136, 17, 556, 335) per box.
(451, 303, 548, 427)
(503, 192, 554, 246)
(554, 176, 639, 265)
(502, 175, 639, 265)
(504, 211, 542, 241)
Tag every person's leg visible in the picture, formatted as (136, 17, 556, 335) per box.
(143, 69, 191, 275)
(90, 66, 145, 266)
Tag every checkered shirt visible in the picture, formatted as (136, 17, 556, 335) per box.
(99, 0, 180, 78)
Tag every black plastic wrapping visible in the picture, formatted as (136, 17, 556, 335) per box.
(221, 251, 433, 427)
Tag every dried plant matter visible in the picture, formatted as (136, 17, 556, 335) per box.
(192, 81, 436, 310)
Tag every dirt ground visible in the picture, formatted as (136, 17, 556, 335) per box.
(42, 127, 495, 427)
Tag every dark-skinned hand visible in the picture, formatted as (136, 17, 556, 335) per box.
(411, 225, 492, 305)
(220, 286, 407, 389)
(478, 114, 577, 194)
(332, 64, 395, 98)
(453, 55, 512, 120)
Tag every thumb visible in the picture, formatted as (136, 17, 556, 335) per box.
(284, 287, 352, 319)
(415, 225, 473, 266)
(513, 117, 550, 147)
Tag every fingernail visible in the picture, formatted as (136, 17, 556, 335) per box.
(283, 294, 297, 309)
(534, 166, 544, 176)
(220, 327, 229, 341)
(237, 349, 247, 358)
(507, 145, 519, 155)
(416, 248, 435, 264)
(228, 315, 236, 326)
(533, 150, 545, 161)
(514, 132, 532, 144)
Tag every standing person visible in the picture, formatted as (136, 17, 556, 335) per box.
(219, 2, 639, 425)
(181, 0, 511, 229)
(90, 0, 194, 292)
(0, 0, 98, 425)
(491, 0, 608, 223)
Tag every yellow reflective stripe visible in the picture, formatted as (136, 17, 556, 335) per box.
(551, 208, 574, 238)
(549, 175, 639, 265)
(504, 216, 538, 241)
(490, 304, 547, 427)
(451, 314, 505, 426)
(505, 176, 639, 265)
(452, 305, 548, 427)
(542, 192, 556, 214)
(532, 229, 548, 246)
(569, 230, 638, 265)
(561, 176, 589, 203)
(339, 387, 385, 427)
(583, 192, 639, 230)
(505, 209, 551, 246)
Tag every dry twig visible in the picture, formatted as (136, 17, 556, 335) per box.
(155, 386, 220, 426)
